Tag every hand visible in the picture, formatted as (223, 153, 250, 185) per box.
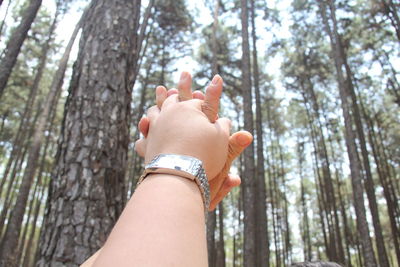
(142, 95, 230, 179)
(135, 72, 253, 210)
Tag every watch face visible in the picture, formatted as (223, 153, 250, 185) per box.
(173, 158, 193, 172)
(150, 154, 201, 175)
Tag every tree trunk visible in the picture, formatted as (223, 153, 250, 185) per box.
(0, 104, 41, 238)
(129, 54, 156, 195)
(0, 0, 42, 98)
(240, 0, 257, 266)
(297, 140, 312, 261)
(17, 174, 40, 265)
(0, 0, 12, 42)
(133, 0, 154, 81)
(0, 9, 62, 265)
(207, 211, 217, 267)
(351, 83, 390, 267)
(0, 2, 59, 199)
(381, 0, 400, 41)
(326, 122, 354, 267)
(299, 51, 345, 263)
(22, 181, 45, 267)
(20, 98, 56, 267)
(36, 0, 141, 265)
(365, 110, 400, 264)
(216, 203, 226, 267)
(250, 1, 269, 265)
(319, 2, 377, 266)
(159, 39, 166, 85)
(0, 143, 29, 239)
(303, 93, 331, 259)
(207, 1, 219, 265)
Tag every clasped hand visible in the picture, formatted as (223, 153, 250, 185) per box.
(135, 72, 252, 210)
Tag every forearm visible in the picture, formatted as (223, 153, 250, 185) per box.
(93, 174, 208, 267)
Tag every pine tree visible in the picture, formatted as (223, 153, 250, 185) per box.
(36, 0, 141, 265)
(0, 0, 42, 98)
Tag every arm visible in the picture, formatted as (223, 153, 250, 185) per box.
(93, 174, 207, 266)
(81, 73, 252, 266)
(92, 94, 230, 266)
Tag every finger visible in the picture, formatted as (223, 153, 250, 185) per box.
(134, 139, 146, 157)
(138, 117, 150, 138)
(192, 90, 205, 100)
(202, 75, 223, 123)
(178, 71, 193, 101)
(209, 174, 241, 211)
(156, 86, 167, 109)
(167, 88, 178, 97)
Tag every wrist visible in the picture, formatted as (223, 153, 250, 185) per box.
(137, 154, 210, 216)
(138, 174, 204, 218)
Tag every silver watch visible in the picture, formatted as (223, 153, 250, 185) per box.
(137, 154, 210, 215)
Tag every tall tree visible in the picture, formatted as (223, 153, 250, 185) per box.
(0, 3, 64, 265)
(207, 1, 219, 266)
(319, 1, 377, 266)
(250, 0, 269, 266)
(0, 5, 84, 266)
(240, 0, 257, 265)
(0, 0, 42, 99)
(36, 0, 141, 265)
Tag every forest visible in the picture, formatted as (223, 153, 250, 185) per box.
(0, 0, 399, 266)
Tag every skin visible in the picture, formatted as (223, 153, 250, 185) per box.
(81, 73, 252, 266)
(136, 72, 253, 210)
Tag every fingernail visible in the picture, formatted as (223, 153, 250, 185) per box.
(211, 75, 220, 85)
(237, 134, 251, 146)
(156, 86, 163, 96)
(180, 71, 189, 80)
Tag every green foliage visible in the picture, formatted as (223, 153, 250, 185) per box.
(1, 0, 399, 265)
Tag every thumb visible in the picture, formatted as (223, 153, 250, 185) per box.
(227, 131, 253, 163)
(208, 131, 252, 200)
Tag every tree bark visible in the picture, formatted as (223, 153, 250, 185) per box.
(240, 0, 257, 266)
(207, 1, 219, 265)
(36, 0, 140, 265)
(0, 0, 42, 99)
(216, 203, 226, 267)
(250, 1, 269, 265)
